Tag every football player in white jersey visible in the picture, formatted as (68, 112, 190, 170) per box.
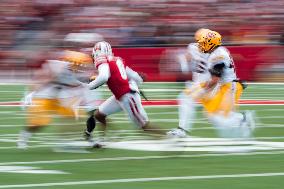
(17, 51, 94, 149)
(168, 30, 255, 138)
(167, 28, 211, 137)
(199, 31, 255, 138)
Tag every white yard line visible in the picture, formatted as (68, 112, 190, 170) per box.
(0, 150, 284, 166)
(0, 145, 51, 150)
(0, 122, 80, 128)
(0, 131, 81, 137)
(2, 135, 284, 143)
(0, 172, 284, 188)
(3, 120, 283, 127)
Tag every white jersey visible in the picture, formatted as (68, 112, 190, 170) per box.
(33, 60, 82, 99)
(208, 46, 237, 83)
(48, 60, 82, 86)
(187, 43, 210, 83)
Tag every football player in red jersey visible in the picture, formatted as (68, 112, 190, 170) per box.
(84, 41, 164, 142)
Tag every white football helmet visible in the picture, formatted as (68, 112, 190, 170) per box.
(92, 41, 113, 60)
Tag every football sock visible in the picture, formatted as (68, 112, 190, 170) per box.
(18, 130, 32, 144)
(209, 112, 251, 138)
(178, 91, 195, 132)
(86, 115, 96, 134)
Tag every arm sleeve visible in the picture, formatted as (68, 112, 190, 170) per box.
(209, 62, 225, 77)
(177, 53, 190, 73)
(126, 66, 143, 85)
(88, 63, 110, 89)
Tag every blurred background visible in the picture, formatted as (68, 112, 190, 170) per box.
(0, 0, 283, 82)
(0, 2, 284, 187)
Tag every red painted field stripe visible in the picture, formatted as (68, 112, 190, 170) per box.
(0, 101, 20, 105)
(142, 100, 178, 106)
(0, 99, 284, 107)
(239, 100, 284, 104)
(142, 100, 284, 106)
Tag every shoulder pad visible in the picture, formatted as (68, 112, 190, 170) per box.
(209, 47, 231, 64)
(187, 43, 199, 52)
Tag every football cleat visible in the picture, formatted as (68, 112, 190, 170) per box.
(244, 110, 256, 131)
(167, 128, 188, 138)
(83, 130, 95, 145)
(17, 130, 31, 149)
(17, 140, 28, 149)
(84, 130, 92, 140)
(92, 142, 103, 149)
(84, 131, 104, 148)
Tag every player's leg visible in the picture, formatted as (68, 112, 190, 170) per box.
(208, 112, 252, 138)
(141, 122, 165, 135)
(18, 126, 42, 149)
(82, 88, 102, 140)
(119, 92, 165, 135)
(167, 83, 206, 137)
(85, 96, 123, 147)
(94, 95, 123, 132)
(229, 82, 255, 137)
(179, 92, 196, 132)
(17, 99, 53, 149)
(234, 81, 256, 131)
(206, 82, 255, 138)
(167, 91, 196, 137)
(85, 110, 96, 139)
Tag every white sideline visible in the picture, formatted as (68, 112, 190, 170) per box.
(0, 150, 284, 166)
(0, 172, 284, 188)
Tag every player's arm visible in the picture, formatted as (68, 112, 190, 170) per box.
(30, 61, 56, 91)
(184, 44, 207, 73)
(205, 62, 225, 90)
(88, 63, 110, 89)
(126, 66, 143, 85)
(178, 51, 191, 73)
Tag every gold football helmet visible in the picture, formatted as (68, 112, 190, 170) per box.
(199, 31, 222, 53)
(194, 28, 211, 42)
(60, 50, 93, 72)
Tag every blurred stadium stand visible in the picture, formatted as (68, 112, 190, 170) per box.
(0, 0, 283, 81)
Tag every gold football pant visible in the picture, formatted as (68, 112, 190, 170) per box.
(201, 82, 243, 116)
(27, 98, 75, 127)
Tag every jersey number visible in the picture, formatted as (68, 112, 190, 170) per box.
(229, 56, 236, 74)
(226, 49, 236, 74)
(116, 59, 127, 80)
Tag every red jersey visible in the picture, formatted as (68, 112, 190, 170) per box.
(95, 55, 131, 100)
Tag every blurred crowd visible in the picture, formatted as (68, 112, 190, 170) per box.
(0, 0, 284, 74)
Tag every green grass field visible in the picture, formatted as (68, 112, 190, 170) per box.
(0, 82, 283, 189)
